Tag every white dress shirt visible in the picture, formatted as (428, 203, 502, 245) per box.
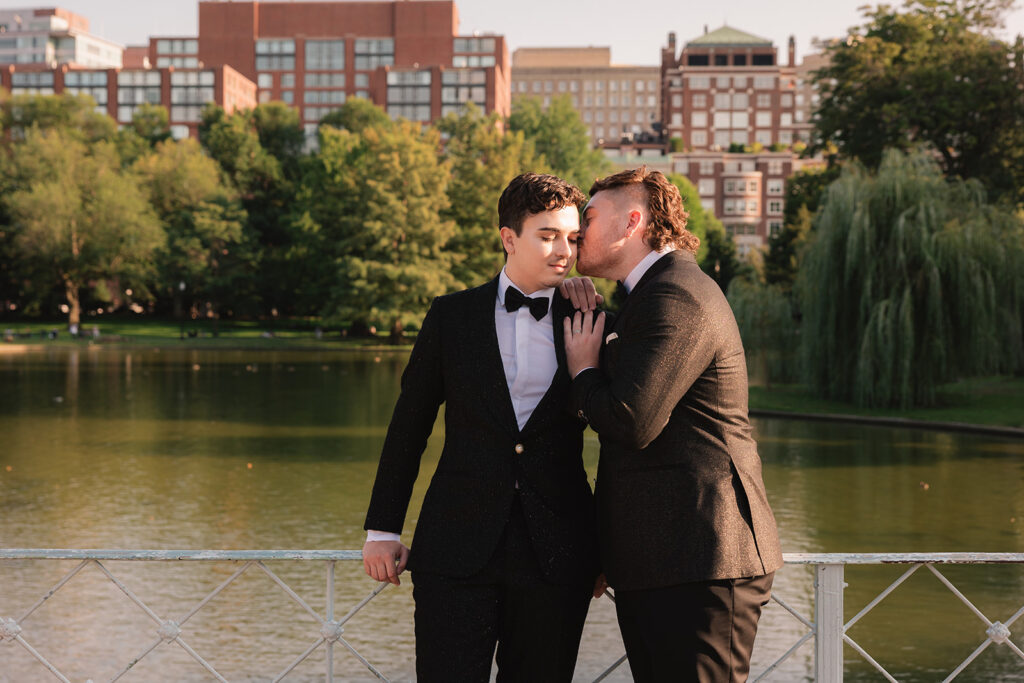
(367, 267, 558, 544)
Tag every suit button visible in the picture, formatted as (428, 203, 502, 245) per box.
(514, 443, 524, 454)
(577, 409, 587, 421)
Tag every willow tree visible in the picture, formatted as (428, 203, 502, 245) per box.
(798, 150, 1024, 408)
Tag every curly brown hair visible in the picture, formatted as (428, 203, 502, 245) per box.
(498, 173, 586, 236)
(589, 166, 699, 253)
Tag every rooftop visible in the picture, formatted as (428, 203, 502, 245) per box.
(687, 25, 772, 48)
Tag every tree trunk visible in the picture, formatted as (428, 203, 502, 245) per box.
(65, 280, 81, 329)
(389, 318, 404, 345)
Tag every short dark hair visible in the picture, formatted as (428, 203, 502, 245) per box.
(498, 173, 585, 236)
(589, 166, 700, 253)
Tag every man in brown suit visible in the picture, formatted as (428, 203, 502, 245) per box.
(562, 167, 782, 681)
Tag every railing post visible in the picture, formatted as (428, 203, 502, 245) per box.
(815, 563, 844, 683)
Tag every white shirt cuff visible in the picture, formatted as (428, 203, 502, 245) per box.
(366, 530, 401, 543)
(573, 366, 596, 379)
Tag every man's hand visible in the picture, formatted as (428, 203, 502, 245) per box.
(559, 277, 604, 312)
(362, 540, 410, 586)
(593, 573, 609, 599)
(564, 309, 606, 378)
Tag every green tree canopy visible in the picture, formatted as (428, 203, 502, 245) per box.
(319, 97, 393, 135)
(811, 0, 1024, 201)
(763, 165, 841, 291)
(301, 121, 459, 337)
(133, 138, 251, 317)
(435, 102, 543, 287)
(0, 91, 116, 143)
(2, 128, 163, 326)
(508, 95, 612, 191)
(798, 149, 1024, 408)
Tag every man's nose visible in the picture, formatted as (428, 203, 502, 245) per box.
(555, 237, 572, 256)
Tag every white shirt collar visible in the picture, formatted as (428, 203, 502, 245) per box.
(623, 247, 675, 293)
(497, 266, 555, 309)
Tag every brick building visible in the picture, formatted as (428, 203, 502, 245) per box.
(0, 63, 257, 139)
(669, 151, 822, 256)
(510, 47, 660, 146)
(154, 0, 512, 134)
(660, 25, 814, 151)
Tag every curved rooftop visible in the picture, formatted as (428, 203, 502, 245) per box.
(686, 25, 772, 47)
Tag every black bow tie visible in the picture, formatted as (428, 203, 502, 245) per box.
(504, 286, 549, 321)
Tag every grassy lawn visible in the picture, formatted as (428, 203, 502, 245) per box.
(749, 377, 1024, 429)
(1, 317, 412, 350)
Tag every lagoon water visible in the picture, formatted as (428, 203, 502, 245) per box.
(1, 347, 1022, 681)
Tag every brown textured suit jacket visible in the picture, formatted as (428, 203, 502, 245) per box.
(571, 249, 783, 591)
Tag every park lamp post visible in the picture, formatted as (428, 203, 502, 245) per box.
(178, 281, 186, 340)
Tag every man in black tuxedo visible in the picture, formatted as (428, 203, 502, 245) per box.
(562, 167, 783, 682)
(362, 173, 599, 681)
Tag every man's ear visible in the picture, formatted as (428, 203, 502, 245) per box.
(625, 209, 644, 238)
(499, 226, 517, 255)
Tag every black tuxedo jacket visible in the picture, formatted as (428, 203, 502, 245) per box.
(364, 277, 598, 584)
(572, 250, 783, 591)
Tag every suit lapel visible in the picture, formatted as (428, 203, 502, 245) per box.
(471, 277, 520, 436)
(613, 250, 686, 324)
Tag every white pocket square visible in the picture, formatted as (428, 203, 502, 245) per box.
(605, 332, 619, 344)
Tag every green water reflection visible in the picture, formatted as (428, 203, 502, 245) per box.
(0, 347, 1021, 681)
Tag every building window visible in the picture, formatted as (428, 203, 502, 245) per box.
(688, 54, 709, 66)
(255, 39, 296, 70)
(156, 39, 198, 55)
(117, 70, 162, 122)
(305, 73, 345, 88)
(610, 95, 618, 107)
(698, 179, 715, 195)
(354, 73, 369, 88)
(558, 81, 566, 92)
(755, 111, 771, 127)
(781, 93, 793, 108)
(453, 37, 496, 53)
(754, 76, 775, 89)
(757, 94, 772, 107)
(768, 200, 783, 214)
(532, 81, 541, 93)
(595, 81, 604, 91)
(63, 70, 107, 109)
(752, 54, 774, 66)
(734, 55, 747, 66)
(713, 111, 731, 128)
(305, 90, 346, 104)
(716, 76, 730, 89)
(595, 126, 604, 138)
(699, 160, 714, 174)
(692, 130, 708, 146)
(386, 70, 431, 120)
(714, 93, 731, 110)
(691, 94, 706, 108)
(795, 110, 805, 123)
(441, 69, 487, 116)
(516, 81, 526, 93)
(257, 73, 273, 88)
(688, 76, 710, 89)
(170, 71, 215, 110)
(595, 95, 604, 107)
(755, 130, 772, 145)
(610, 111, 618, 123)
(544, 81, 552, 92)
(691, 111, 707, 127)
(671, 112, 682, 126)
(714, 130, 731, 147)
(780, 113, 793, 126)
(306, 40, 344, 70)
(714, 54, 728, 66)
(280, 73, 295, 88)
(570, 81, 579, 92)
(769, 221, 783, 236)
(609, 80, 617, 91)
(767, 179, 784, 195)
(354, 38, 394, 70)
(748, 180, 759, 192)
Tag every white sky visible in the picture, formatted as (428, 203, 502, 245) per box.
(5, 0, 1024, 65)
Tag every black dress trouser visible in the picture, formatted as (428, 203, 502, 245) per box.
(614, 573, 774, 682)
(411, 495, 593, 683)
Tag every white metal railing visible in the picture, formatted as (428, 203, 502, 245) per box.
(0, 550, 1022, 682)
